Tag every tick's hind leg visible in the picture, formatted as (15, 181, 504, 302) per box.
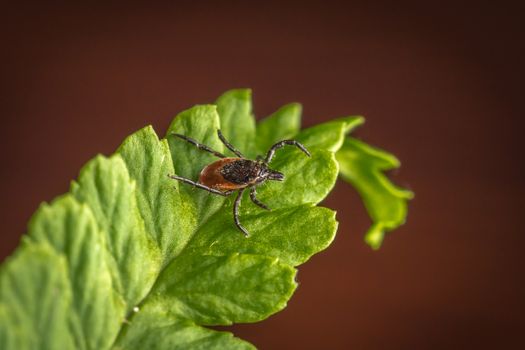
(217, 130, 244, 158)
(250, 187, 270, 210)
(168, 174, 232, 196)
(171, 133, 226, 158)
(233, 188, 250, 237)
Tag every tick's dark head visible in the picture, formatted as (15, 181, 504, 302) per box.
(255, 162, 284, 183)
(267, 169, 284, 181)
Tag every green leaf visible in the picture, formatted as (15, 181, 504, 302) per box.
(253, 116, 363, 210)
(295, 116, 364, 152)
(255, 103, 302, 153)
(0, 89, 411, 350)
(150, 253, 297, 325)
(27, 195, 126, 350)
(216, 89, 256, 157)
(71, 155, 161, 309)
(183, 205, 337, 266)
(336, 137, 414, 249)
(256, 150, 338, 209)
(117, 126, 193, 263)
(113, 306, 254, 350)
(0, 243, 76, 350)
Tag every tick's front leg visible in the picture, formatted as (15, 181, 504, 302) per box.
(249, 187, 270, 210)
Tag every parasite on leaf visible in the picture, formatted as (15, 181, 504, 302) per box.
(168, 130, 310, 236)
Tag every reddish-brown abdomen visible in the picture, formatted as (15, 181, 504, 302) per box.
(199, 158, 246, 191)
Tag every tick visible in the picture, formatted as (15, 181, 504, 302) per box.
(168, 130, 310, 236)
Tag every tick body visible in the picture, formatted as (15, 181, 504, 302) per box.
(168, 130, 310, 236)
(200, 158, 259, 191)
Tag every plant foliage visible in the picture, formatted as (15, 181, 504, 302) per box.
(0, 89, 412, 349)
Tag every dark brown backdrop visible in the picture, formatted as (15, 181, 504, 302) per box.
(1, 1, 524, 349)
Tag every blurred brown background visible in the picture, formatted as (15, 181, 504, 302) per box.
(1, 1, 523, 349)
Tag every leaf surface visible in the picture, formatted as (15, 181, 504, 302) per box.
(28, 195, 125, 350)
(0, 244, 76, 350)
(216, 89, 257, 157)
(255, 103, 302, 153)
(118, 126, 193, 263)
(71, 155, 161, 309)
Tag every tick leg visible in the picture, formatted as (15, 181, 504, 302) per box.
(265, 140, 311, 163)
(218, 130, 244, 158)
(171, 133, 226, 158)
(233, 188, 250, 237)
(250, 187, 270, 210)
(168, 175, 232, 196)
